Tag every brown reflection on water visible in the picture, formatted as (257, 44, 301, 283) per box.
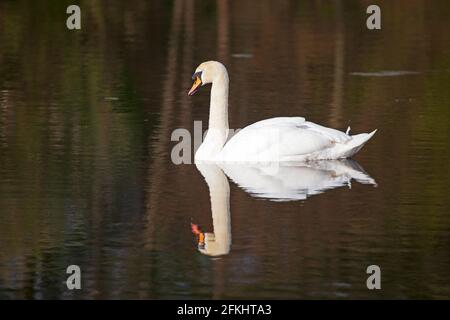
(0, 0, 450, 299)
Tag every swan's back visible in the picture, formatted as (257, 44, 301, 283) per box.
(219, 117, 375, 162)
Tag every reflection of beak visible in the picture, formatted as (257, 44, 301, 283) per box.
(188, 76, 202, 96)
(191, 223, 205, 249)
(198, 232, 205, 249)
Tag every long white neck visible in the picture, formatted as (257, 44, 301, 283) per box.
(209, 73, 229, 132)
(195, 71, 229, 161)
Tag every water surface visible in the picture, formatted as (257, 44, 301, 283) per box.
(1, 0, 450, 299)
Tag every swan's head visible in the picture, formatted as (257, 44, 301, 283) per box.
(188, 61, 228, 96)
(191, 222, 230, 257)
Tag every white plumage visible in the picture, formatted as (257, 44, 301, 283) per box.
(220, 117, 377, 162)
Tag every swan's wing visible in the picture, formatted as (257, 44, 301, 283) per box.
(297, 121, 350, 144)
(221, 117, 350, 161)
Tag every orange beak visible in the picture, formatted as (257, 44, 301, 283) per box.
(188, 76, 202, 96)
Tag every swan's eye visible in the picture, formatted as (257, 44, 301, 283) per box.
(192, 71, 202, 80)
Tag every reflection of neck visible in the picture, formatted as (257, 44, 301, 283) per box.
(196, 164, 231, 256)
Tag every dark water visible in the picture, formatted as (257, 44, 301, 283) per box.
(1, 0, 450, 299)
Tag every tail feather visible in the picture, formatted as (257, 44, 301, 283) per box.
(351, 129, 377, 146)
(343, 129, 377, 158)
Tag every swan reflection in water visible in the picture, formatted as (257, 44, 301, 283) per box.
(191, 160, 376, 256)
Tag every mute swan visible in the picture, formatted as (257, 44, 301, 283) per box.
(188, 61, 377, 162)
(191, 160, 376, 256)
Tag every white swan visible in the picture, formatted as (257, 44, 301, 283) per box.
(188, 61, 377, 162)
